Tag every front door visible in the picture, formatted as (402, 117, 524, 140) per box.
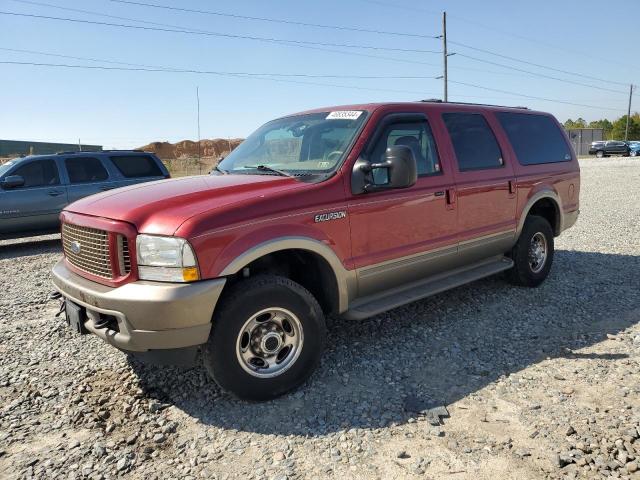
(347, 113, 458, 298)
(0, 158, 67, 235)
(439, 111, 517, 264)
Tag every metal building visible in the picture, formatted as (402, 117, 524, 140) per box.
(564, 128, 605, 156)
(0, 140, 102, 157)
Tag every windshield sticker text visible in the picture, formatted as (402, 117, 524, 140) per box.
(326, 111, 362, 120)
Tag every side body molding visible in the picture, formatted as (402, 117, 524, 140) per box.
(515, 189, 563, 238)
(219, 236, 357, 313)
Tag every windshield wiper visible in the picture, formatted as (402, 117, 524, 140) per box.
(242, 165, 293, 177)
(212, 165, 227, 175)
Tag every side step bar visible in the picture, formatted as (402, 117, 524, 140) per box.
(343, 256, 514, 320)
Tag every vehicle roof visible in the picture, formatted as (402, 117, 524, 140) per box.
(10, 150, 152, 161)
(289, 101, 548, 118)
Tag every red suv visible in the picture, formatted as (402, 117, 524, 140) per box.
(52, 102, 580, 400)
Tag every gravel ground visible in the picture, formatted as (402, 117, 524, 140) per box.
(1, 157, 639, 480)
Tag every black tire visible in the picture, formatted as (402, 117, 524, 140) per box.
(507, 215, 554, 287)
(596, 150, 605, 158)
(202, 275, 326, 401)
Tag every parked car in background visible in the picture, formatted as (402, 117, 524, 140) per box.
(588, 140, 630, 157)
(627, 141, 640, 157)
(0, 151, 169, 239)
(51, 101, 580, 400)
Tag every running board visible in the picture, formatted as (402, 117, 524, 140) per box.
(343, 256, 514, 320)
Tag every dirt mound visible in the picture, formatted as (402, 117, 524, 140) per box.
(139, 138, 243, 159)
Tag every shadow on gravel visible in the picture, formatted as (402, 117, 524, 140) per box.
(129, 249, 639, 436)
(0, 238, 61, 259)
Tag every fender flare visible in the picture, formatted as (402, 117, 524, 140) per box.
(219, 236, 356, 313)
(516, 189, 563, 237)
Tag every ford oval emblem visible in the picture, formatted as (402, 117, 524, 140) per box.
(70, 241, 82, 254)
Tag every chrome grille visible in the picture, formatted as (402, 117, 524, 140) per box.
(117, 235, 132, 274)
(62, 223, 113, 278)
(122, 236, 131, 273)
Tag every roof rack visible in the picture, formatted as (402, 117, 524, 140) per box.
(418, 99, 529, 110)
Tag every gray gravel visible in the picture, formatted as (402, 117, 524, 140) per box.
(1, 156, 639, 480)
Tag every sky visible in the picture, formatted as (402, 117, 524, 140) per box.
(1, 0, 638, 149)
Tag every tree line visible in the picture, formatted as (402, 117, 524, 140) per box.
(564, 113, 640, 140)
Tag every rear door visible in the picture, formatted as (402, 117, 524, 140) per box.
(108, 154, 167, 187)
(0, 158, 67, 235)
(439, 111, 517, 264)
(63, 156, 119, 204)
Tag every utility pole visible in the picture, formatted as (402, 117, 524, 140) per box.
(442, 11, 448, 102)
(196, 86, 201, 174)
(625, 84, 634, 141)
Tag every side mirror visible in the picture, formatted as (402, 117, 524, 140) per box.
(351, 145, 418, 194)
(1, 175, 25, 189)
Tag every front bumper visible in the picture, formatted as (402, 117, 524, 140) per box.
(52, 259, 226, 352)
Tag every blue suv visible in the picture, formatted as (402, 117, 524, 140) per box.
(0, 150, 169, 239)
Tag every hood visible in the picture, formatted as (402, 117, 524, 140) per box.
(65, 174, 304, 235)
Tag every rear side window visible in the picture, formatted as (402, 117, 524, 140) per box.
(443, 113, 503, 171)
(497, 112, 572, 165)
(12, 160, 60, 187)
(110, 155, 163, 178)
(65, 157, 109, 183)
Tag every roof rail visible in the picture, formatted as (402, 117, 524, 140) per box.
(55, 150, 102, 155)
(100, 149, 146, 153)
(418, 99, 529, 110)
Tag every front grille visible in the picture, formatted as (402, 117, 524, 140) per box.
(121, 236, 131, 273)
(62, 223, 113, 278)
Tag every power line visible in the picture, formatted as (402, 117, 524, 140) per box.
(1, 8, 557, 76)
(449, 40, 630, 87)
(0, 49, 438, 79)
(103, 0, 439, 39)
(448, 79, 627, 112)
(357, 0, 633, 70)
(0, 60, 445, 96)
(1, 60, 626, 112)
(0, 11, 441, 54)
(4, 4, 553, 78)
(455, 53, 628, 94)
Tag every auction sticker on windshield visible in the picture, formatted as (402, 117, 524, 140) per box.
(326, 111, 363, 120)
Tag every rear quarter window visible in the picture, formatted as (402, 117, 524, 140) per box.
(496, 112, 572, 165)
(109, 155, 163, 178)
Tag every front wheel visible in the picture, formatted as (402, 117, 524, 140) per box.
(202, 275, 326, 401)
(596, 150, 605, 158)
(507, 215, 554, 287)
(631, 150, 638, 157)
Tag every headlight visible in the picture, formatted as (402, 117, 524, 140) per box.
(136, 235, 200, 282)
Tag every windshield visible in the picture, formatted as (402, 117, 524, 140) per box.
(217, 111, 367, 176)
(0, 159, 18, 177)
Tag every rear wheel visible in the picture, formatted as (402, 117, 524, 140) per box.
(507, 215, 554, 287)
(202, 275, 326, 401)
(631, 150, 638, 157)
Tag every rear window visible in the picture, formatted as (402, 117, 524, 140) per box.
(496, 113, 572, 165)
(65, 157, 109, 183)
(110, 155, 163, 178)
(443, 113, 503, 171)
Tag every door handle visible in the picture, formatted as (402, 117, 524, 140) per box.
(445, 188, 456, 210)
(434, 190, 445, 197)
(48, 190, 63, 196)
(508, 180, 517, 195)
